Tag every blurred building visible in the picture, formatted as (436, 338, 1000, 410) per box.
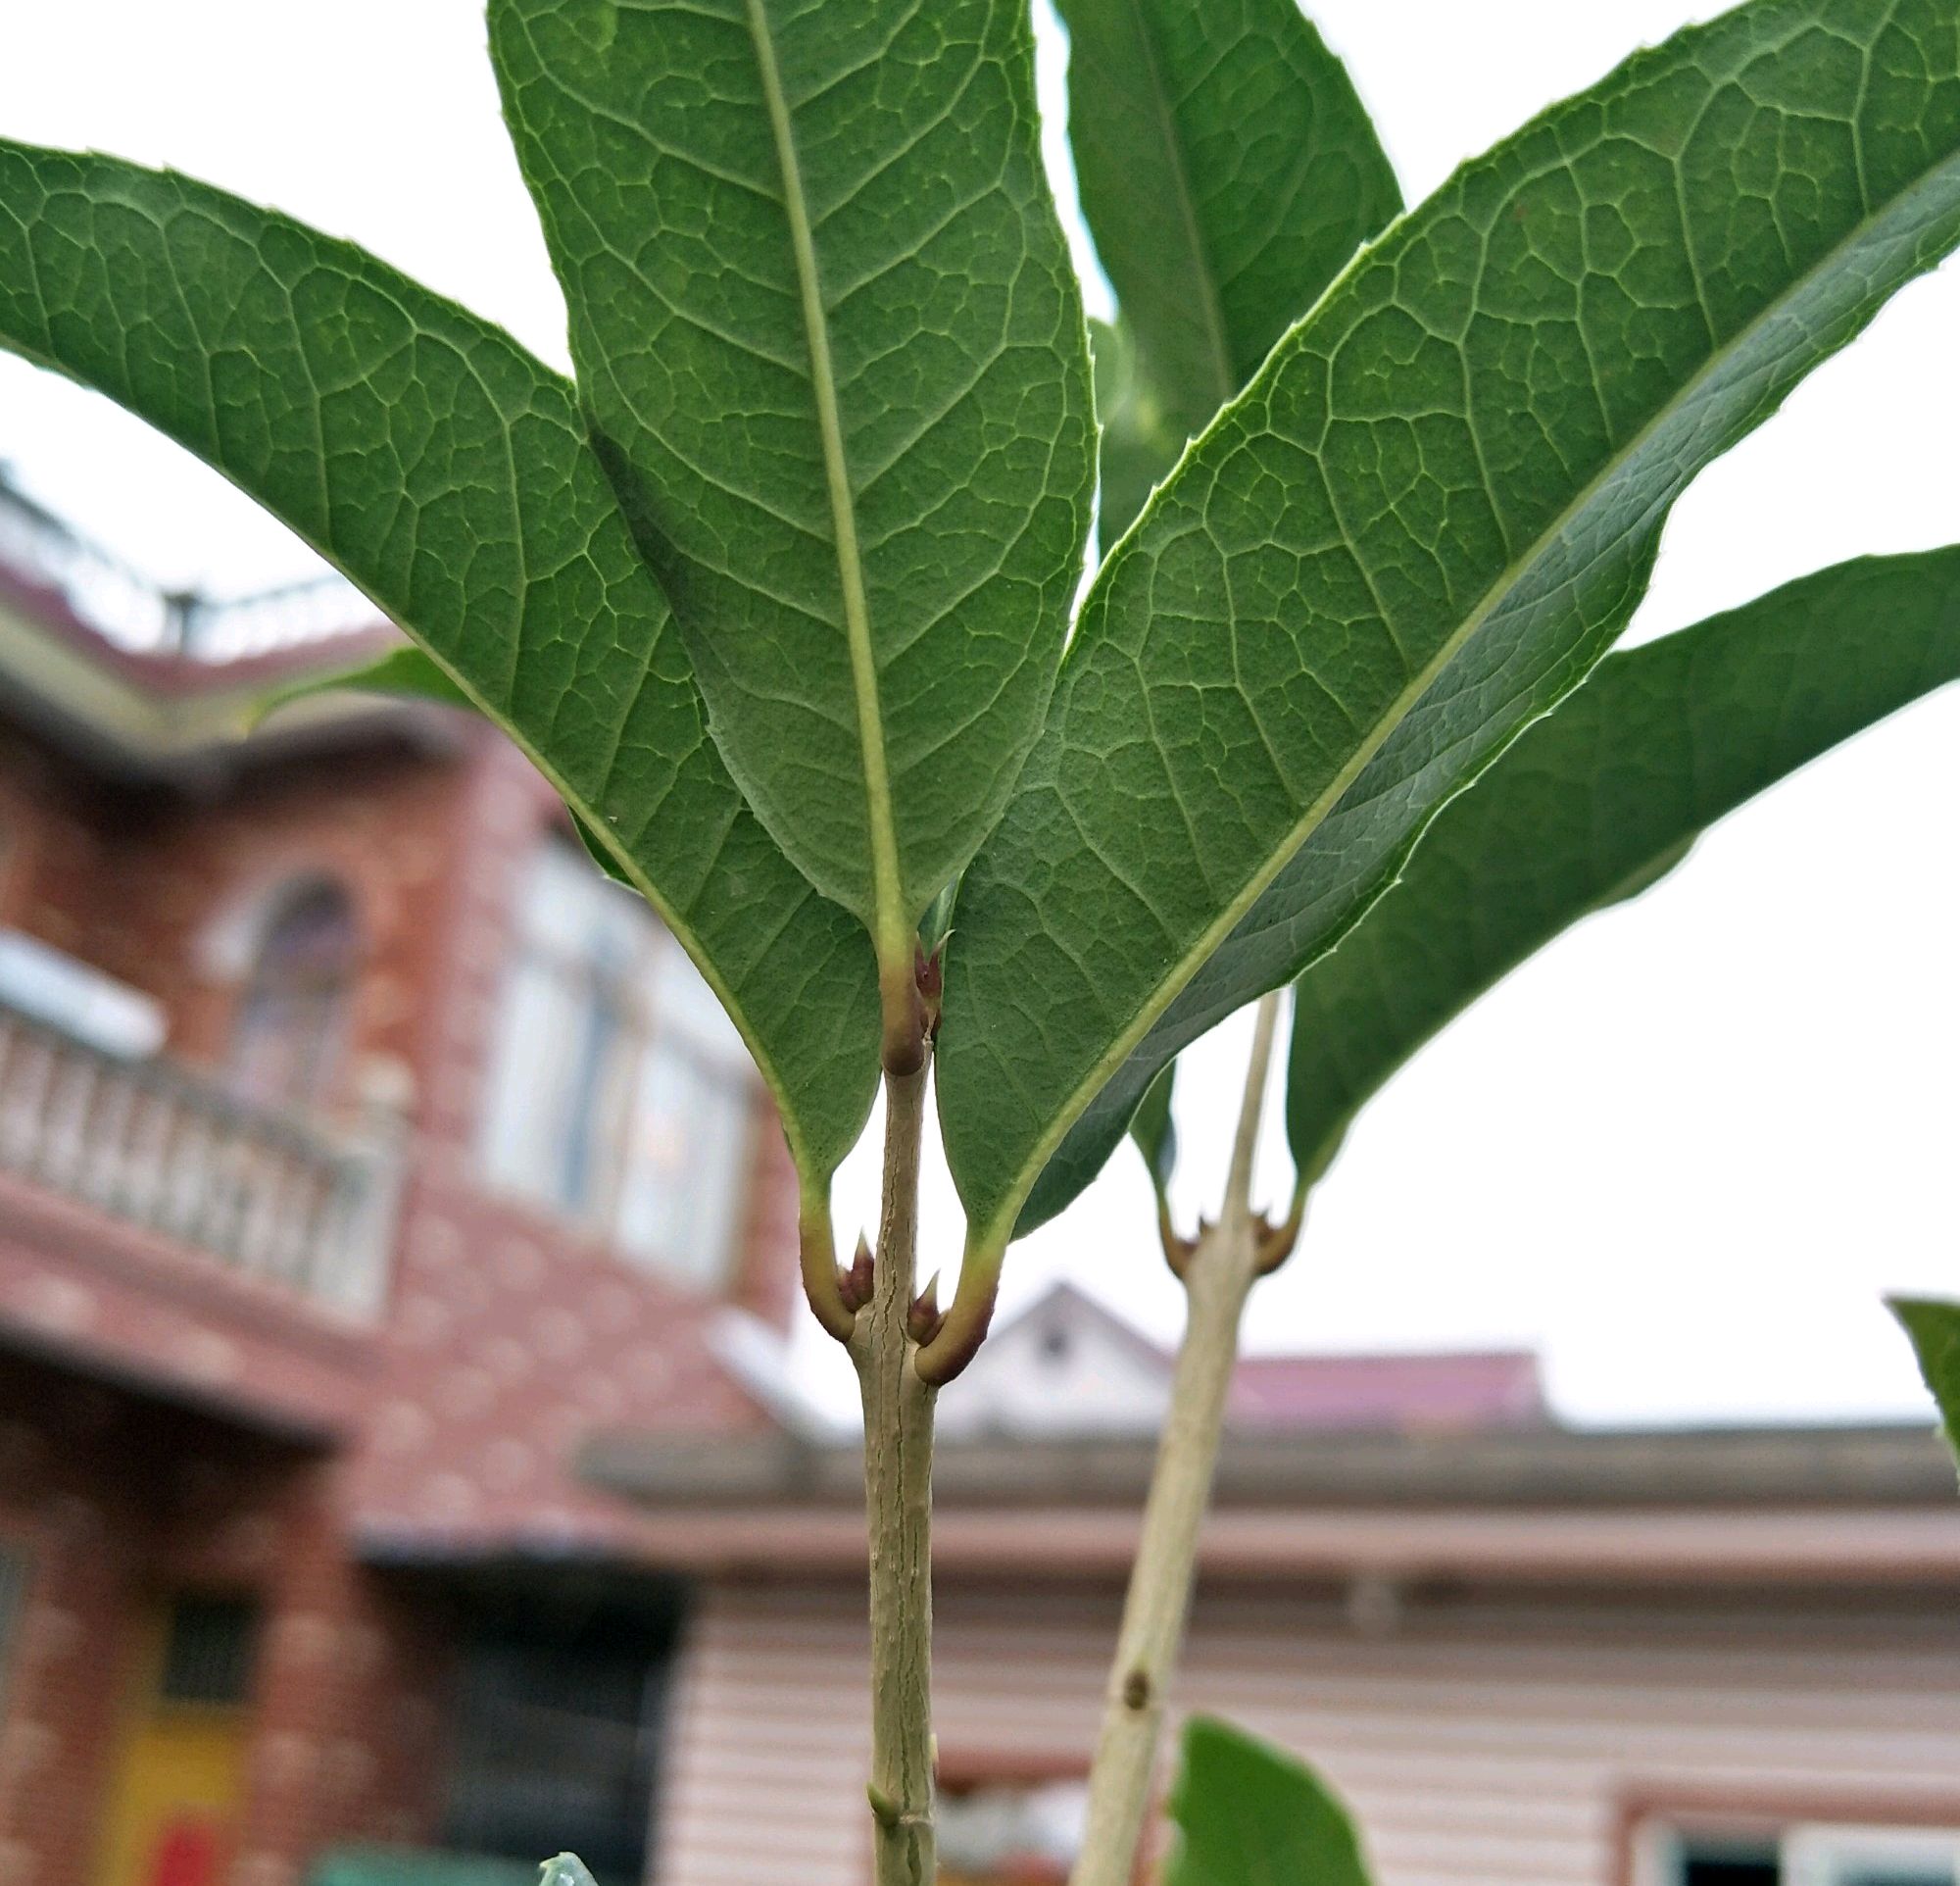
(4, 471, 1960, 1886)
(594, 1315, 1960, 1886)
(0, 472, 804, 1886)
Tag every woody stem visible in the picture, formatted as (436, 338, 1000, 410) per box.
(850, 1056, 937, 1886)
(1070, 989, 1284, 1886)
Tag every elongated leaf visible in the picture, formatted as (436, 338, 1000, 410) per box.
(1283, 549, 1960, 1181)
(1891, 1297, 1960, 1470)
(491, 0, 1097, 1013)
(0, 144, 880, 1207)
(1090, 315, 1186, 553)
(1128, 1060, 1178, 1202)
(256, 645, 472, 725)
(931, 0, 1960, 1348)
(1164, 1715, 1373, 1886)
(1060, 0, 1400, 440)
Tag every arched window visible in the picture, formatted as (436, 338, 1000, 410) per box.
(229, 876, 359, 1112)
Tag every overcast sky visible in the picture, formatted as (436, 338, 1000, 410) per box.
(2, 2, 1955, 1428)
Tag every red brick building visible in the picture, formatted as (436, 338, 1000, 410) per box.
(0, 471, 798, 1886)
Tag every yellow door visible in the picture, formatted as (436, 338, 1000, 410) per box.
(94, 1595, 259, 1886)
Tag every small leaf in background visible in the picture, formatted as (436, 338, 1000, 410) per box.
(934, 0, 1960, 1316)
(538, 1858, 598, 1886)
(491, 0, 1097, 1031)
(1891, 1298, 1960, 1469)
(254, 646, 473, 728)
(1164, 1715, 1373, 1886)
(0, 144, 881, 1215)
(1128, 1061, 1178, 1204)
(1058, 0, 1400, 442)
(1088, 316, 1186, 555)
(1280, 549, 1960, 1187)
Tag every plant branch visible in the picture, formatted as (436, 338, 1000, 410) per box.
(850, 1057, 938, 1886)
(1071, 989, 1285, 1886)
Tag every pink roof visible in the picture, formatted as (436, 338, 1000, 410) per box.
(1227, 1349, 1546, 1434)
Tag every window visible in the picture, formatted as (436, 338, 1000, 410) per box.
(1659, 1826, 1960, 1886)
(157, 1593, 258, 1707)
(230, 876, 359, 1111)
(937, 1770, 1090, 1885)
(1675, 1839, 1783, 1886)
(479, 836, 755, 1288)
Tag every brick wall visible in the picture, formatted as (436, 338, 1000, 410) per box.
(0, 720, 473, 1128)
(0, 671, 808, 1885)
(0, 1367, 465, 1886)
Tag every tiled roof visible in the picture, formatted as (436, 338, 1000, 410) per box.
(1228, 1348, 1547, 1434)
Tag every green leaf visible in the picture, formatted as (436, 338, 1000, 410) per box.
(1089, 315, 1186, 554)
(538, 1859, 599, 1886)
(490, 0, 1098, 1030)
(0, 144, 880, 1218)
(1164, 1715, 1373, 1886)
(1128, 1060, 1178, 1203)
(254, 645, 473, 727)
(1059, 0, 1401, 441)
(1890, 1297, 1960, 1469)
(1283, 548, 1960, 1182)
(929, 0, 1960, 1345)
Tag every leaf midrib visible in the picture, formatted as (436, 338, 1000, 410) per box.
(964, 136, 1960, 1260)
(744, 0, 909, 976)
(1117, 0, 1235, 415)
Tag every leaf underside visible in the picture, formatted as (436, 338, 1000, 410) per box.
(490, 0, 1097, 977)
(0, 143, 880, 1186)
(1282, 547, 1960, 1184)
(1059, 0, 1401, 443)
(1164, 1715, 1374, 1886)
(944, 0, 1960, 1274)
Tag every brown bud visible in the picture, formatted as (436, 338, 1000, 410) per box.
(906, 1270, 944, 1346)
(914, 944, 944, 1038)
(838, 1232, 875, 1314)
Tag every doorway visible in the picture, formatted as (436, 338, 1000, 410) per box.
(94, 1593, 261, 1886)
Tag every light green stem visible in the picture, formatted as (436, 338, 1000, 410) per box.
(1070, 990, 1284, 1886)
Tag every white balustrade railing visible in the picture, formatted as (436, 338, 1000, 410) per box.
(0, 476, 384, 663)
(0, 996, 397, 1317)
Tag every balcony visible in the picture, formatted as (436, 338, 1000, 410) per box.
(0, 469, 379, 662)
(0, 989, 398, 1321)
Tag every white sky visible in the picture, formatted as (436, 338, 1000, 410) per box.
(2, 2, 1955, 1428)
